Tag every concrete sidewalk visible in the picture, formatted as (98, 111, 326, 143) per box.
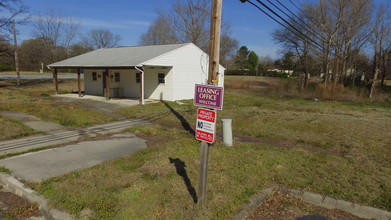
(0, 111, 66, 132)
(0, 133, 147, 182)
(0, 119, 149, 155)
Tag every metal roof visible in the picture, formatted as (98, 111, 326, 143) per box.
(48, 43, 190, 68)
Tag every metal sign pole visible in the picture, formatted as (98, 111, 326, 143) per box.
(198, 0, 222, 209)
(198, 141, 209, 207)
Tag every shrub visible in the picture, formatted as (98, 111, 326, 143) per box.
(0, 65, 16, 71)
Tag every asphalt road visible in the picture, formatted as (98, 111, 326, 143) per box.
(0, 74, 82, 80)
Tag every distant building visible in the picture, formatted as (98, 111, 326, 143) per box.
(267, 65, 294, 75)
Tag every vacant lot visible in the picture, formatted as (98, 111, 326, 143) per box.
(26, 76, 391, 219)
(0, 79, 115, 140)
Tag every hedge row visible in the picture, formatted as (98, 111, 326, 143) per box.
(0, 65, 16, 71)
(225, 69, 290, 78)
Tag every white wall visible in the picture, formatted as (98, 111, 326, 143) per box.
(84, 43, 225, 101)
(142, 43, 225, 101)
(84, 69, 141, 98)
(143, 67, 173, 100)
(108, 69, 140, 98)
(84, 70, 104, 96)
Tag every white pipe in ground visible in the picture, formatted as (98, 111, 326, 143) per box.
(221, 118, 233, 146)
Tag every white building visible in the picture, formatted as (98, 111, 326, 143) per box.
(48, 43, 225, 103)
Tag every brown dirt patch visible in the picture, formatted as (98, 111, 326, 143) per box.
(0, 190, 41, 219)
(248, 191, 371, 220)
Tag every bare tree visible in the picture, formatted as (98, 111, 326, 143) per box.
(274, 0, 375, 98)
(139, 13, 178, 46)
(82, 28, 121, 50)
(0, 0, 28, 38)
(273, 11, 316, 90)
(371, 4, 391, 90)
(139, 0, 238, 65)
(171, 0, 210, 51)
(19, 37, 52, 71)
(32, 7, 80, 62)
(0, 36, 14, 68)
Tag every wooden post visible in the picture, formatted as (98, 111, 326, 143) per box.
(77, 68, 81, 97)
(369, 68, 379, 99)
(198, 0, 223, 209)
(105, 69, 110, 100)
(207, 0, 223, 85)
(12, 20, 20, 87)
(53, 68, 58, 95)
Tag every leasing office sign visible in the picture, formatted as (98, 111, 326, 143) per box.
(194, 84, 224, 110)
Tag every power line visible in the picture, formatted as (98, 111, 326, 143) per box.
(240, 0, 339, 58)
(254, 0, 326, 52)
(274, 0, 324, 43)
(288, 0, 305, 14)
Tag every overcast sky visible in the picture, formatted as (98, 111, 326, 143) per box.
(15, 0, 391, 59)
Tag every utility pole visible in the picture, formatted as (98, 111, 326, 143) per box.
(12, 20, 21, 87)
(198, 0, 223, 209)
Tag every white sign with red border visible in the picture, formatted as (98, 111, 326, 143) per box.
(195, 108, 217, 143)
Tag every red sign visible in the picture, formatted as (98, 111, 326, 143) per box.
(195, 108, 217, 143)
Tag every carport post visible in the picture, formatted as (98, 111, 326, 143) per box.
(105, 68, 110, 100)
(135, 66, 144, 105)
(52, 68, 58, 95)
(77, 68, 81, 97)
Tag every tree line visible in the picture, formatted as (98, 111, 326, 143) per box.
(0, 0, 240, 73)
(272, 0, 390, 98)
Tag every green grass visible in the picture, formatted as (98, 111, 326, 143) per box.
(0, 166, 11, 174)
(0, 116, 38, 141)
(0, 79, 115, 140)
(26, 76, 391, 219)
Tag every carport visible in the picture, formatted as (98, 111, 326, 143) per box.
(49, 65, 145, 104)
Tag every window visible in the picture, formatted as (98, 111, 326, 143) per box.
(115, 72, 120, 82)
(136, 72, 141, 83)
(158, 73, 165, 84)
(92, 72, 97, 81)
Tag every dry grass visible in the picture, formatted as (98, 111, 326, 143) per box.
(0, 79, 113, 140)
(0, 116, 37, 141)
(224, 76, 391, 103)
(30, 76, 391, 219)
(0, 71, 51, 75)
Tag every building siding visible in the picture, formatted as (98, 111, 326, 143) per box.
(143, 67, 173, 100)
(83, 43, 225, 101)
(84, 70, 104, 96)
(84, 69, 142, 98)
(142, 43, 225, 101)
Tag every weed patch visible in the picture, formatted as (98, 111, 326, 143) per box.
(28, 76, 390, 219)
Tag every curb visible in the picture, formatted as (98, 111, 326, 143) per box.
(230, 186, 277, 220)
(288, 189, 391, 220)
(0, 173, 73, 220)
(230, 186, 391, 220)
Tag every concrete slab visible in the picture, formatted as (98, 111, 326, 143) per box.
(0, 111, 66, 132)
(0, 133, 147, 182)
(54, 94, 158, 108)
(52, 94, 158, 119)
(0, 119, 149, 155)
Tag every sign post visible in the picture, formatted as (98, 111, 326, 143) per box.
(197, 0, 223, 209)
